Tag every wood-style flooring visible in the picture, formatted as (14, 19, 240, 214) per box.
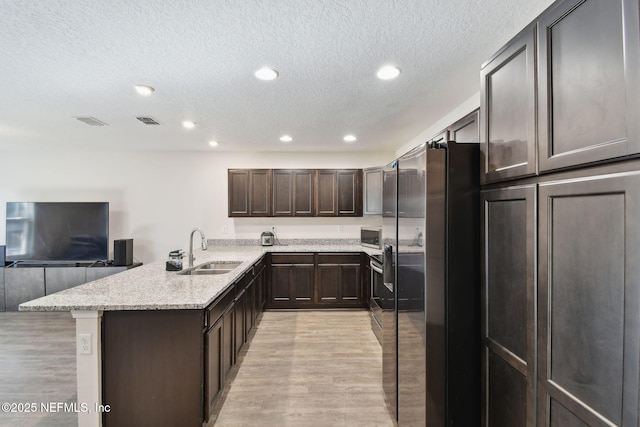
(210, 311, 395, 427)
(0, 310, 394, 427)
(0, 312, 77, 427)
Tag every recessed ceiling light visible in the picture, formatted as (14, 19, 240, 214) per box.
(343, 134, 357, 142)
(182, 120, 196, 129)
(209, 140, 219, 147)
(280, 135, 293, 142)
(376, 65, 401, 80)
(255, 67, 279, 81)
(134, 84, 155, 95)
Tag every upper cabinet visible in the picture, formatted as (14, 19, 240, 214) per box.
(481, 0, 640, 183)
(228, 169, 272, 217)
(316, 169, 363, 217)
(363, 167, 383, 216)
(449, 110, 479, 144)
(229, 169, 362, 217)
(272, 170, 315, 217)
(480, 25, 537, 184)
(537, 0, 640, 172)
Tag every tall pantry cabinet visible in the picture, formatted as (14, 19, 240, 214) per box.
(480, 0, 640, 426)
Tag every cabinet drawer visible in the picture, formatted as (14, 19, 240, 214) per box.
(317, 253, 360, 265)
(271, 253, 315, 265)
(206, 287, 235, 328)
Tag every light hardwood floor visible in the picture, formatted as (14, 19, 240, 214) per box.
(0, 311, 77, 427)
(0, 310, 395, 427)
(210, 311, 396, 427)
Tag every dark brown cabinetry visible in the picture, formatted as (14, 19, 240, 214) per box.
(316, 253, 362, 306)
(103, 311, 205, 426)
(228, 169, 271, 217)
(537, 170, 640, 426)
(229, 168, 362, 217)
(316, 169, 363, 216)
(481, 185, 536, 427)
(480, 25, 537, 183)
(272, 169, 315, 216)
(204, 286, 235, 420)
(269, 253, 315, 308)
(267, 252, 367, 309)
(449, 109, 479, 144)
(537, 0, 640, 172)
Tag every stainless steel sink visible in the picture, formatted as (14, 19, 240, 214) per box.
(179, 261, 243, 276)
(181, 269, 231, 275)
(196, 261, 243, 271)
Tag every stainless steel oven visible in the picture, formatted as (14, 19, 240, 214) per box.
(369, 254, 383, 344)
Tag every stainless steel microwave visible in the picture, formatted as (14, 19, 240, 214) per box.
(360, 227, 382, 249)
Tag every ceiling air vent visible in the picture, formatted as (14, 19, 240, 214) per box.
(136, 116, 160, 125)
(75, 116, 108, 126)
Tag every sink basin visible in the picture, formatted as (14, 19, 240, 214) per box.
(181, 269, 232, 275)
(179, 261, 243, 276)
(196, 261, 243, 271)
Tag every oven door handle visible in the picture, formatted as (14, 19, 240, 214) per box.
(370, 260, 383, 275)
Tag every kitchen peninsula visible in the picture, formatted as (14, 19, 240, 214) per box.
(19, 241, 380, 427)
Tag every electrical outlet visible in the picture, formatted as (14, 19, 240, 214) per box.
(339, 225, 344, 232)
(222, 225, 228, 234)
(78, 334, 91, 355)
(271, 226, 276, 234)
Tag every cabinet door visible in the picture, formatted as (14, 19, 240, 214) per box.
(293, 170, 315, 216)
(317, 264, 340, 303)
(234, 289, 246, 356)
(336, 170, 362, 216)
(228, 169, 250, 217)
(316, 170, 337, 216)
(270, 265, 291, 303)
(292, 265, 314, 303)
(272, 170, 293, 216)
(537, 171, 640, 426)
(244, 279, 255, 337)
(45, 267, 87, 294)
(4, 268, 45, 311)
(481, 185, 536, 427)
(480, 26, 537, 183)
(222, 306, 234, 374)
(249, 169, 271, 216)
(537, 0, 640, 172)
(205, 318, 223, 420)
(339, 264, 361, 303)
(449, 110, 479, 144)
(363, 167, 383, 216)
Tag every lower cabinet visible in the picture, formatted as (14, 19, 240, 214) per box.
(267, 252, 366, 309)
(269, 253, 315, 308)
(234, 286, 246, 357)
(316, 253, 362, 306)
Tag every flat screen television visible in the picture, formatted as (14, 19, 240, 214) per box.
(5, 202, 109, 264)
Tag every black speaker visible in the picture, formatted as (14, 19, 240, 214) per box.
(114, 239, 133, 266)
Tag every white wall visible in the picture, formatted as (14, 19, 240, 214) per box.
(0, 150, 392, 262)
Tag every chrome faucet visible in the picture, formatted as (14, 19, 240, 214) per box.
(188, 228, 208, 268)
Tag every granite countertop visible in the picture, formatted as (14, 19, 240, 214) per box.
(19, 241, 381, 312)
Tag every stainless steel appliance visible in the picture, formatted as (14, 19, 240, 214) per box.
(360, 226, 382, 249)
(260, 231, 274, 246)
(369, 254, 383, 344)
(381, 139, 479, 425)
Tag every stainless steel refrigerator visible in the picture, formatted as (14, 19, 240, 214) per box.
(382, 139, 479, 425)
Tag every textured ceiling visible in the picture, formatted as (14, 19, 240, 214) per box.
(0, 0, 555, 152)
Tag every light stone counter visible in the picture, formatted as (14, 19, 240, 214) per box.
(19, 242, 381, 312)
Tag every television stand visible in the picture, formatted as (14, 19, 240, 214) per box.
(1, 262, 142, 311)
